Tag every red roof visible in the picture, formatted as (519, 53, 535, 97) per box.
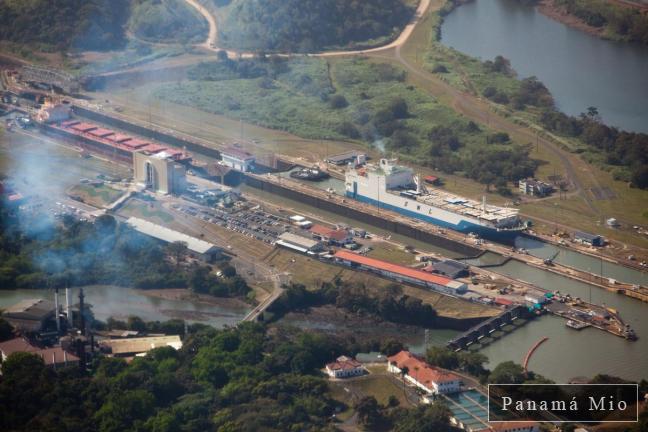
(310, 224, 333, 236)
(495, 297, 514, 306)
(61, 120, 80, 127)
(326, 355, 362, 371)
(388, 351, 460, 385)
(0, 338, 39, 356)
(107, 133, 132, 143)
(334, 250, 452, 286)
(424, 175, 439, 183)
(70, 122, 97, 132)
(141, 143, 167, 153)
(35, 346, 80, 366)
(222, 146, 254, 160)
(123, 138, 151, 149)
(87, 128, 114, 138)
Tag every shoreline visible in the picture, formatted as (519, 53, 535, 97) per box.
(140, 288, 250, 310)
(536, 0, 606, 39)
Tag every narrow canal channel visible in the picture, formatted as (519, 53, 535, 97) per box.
(242, 182, 648, 382)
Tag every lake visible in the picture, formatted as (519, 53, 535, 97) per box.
(440, 0, 648, 133)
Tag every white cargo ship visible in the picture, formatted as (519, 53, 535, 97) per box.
(345, 159, 526, 241)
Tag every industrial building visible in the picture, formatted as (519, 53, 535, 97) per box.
(221, 146, 255, 172)
(35, 102, 71, 124)
(99, 335, 182, 358)
(428, 259, 470, 279)
(387, 350, 461, 395)
(276, 232, 325, 254)
(325, 150, 366, 166)
(127, 217, 222, 262)
(333, 250, 468, 295)
(0, 338, 80, 372)
(309, 224, 353, 246)
(574, 231, 604, 247)
(2, 299, 55, 332)
(518, 178, 553, 197)
(133, 151, 187, 194)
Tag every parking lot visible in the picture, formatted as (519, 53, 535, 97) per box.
(171, 202, 294, 245)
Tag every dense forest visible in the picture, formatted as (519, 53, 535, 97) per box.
(0, 0, 129, 51)
(128, 0, 208, 44)
(553, 0, 648, 45)
(271, 280, 439, 328)
(0, 322, 459, 431)
(218, 0, 414, 52)
(0, 201, 250, 297)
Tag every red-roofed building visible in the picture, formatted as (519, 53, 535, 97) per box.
(310, 224, 353, 245)
(477, 422, 539, 432)
(333, 250, 467, 295)
(325, 355, 365, 378)
(424, 175, 440, 185)
(0, 338, 79, 373)
(387, 350, 461, 394)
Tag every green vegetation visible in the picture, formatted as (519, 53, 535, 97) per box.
(217, 0, 414, 52)
(128, 0, 208, 43)
(0, 0, 129, 52)
(158, 56, 539, 191)
(554, 0, 648, 44)
(0, 321, 465, 431)
(425, 1, 648, 189)
(0, 203, 249, 298)
(68, 184, 124, 207)
(271, 280, 439, 328)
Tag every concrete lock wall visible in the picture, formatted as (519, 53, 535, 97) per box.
(244, 175, 482, 258)
(72, 106, 222, 160)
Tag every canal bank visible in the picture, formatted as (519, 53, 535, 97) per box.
(440, 0, 648, 133)
(0, 286, 250, 327)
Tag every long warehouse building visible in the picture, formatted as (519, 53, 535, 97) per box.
(333, 250, 467, 295)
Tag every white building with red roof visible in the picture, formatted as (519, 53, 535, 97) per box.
(387, 350, 461, 394)
(325, 355, 366, 379)
(221, 146, 255, 172)
(310, 224, 353, 246)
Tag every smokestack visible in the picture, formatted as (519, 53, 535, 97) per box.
(79, 288, 85, 336)
(65, 287, 72, 327)
(54, 287, 60, 333)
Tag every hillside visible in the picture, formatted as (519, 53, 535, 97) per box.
(216, 0, 415, 52)
(0, 0, 129, 51)
(128, 0, 208, 44)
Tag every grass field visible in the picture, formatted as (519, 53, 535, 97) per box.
(328, 372, 413, 417)
(68, 183, 124, 208)
(119, 199, 175, 224)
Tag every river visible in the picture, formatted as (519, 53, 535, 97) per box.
(440, 0, 648, 133)
(0, 286, 249, 328)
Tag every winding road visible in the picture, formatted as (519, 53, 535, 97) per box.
(183, 0, 432, 58)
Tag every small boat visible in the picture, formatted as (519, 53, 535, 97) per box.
(290, 166, 329, 181)
(566, 320, 589, 330)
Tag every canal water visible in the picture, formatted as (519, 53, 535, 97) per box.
(243, 184, 648, 382)
(515, 236, 648, 286)
(0, 286, 249, 328)
(440, 0, 648, 133)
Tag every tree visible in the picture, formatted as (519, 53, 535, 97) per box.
(0, 318, 13, 341)
(355, 396, 381, 428)
(166, 241, 188, 268)
(631, 165, 648, 189)
(394, 403, 454, 432)
(388, 97, 409, 119)
(329, 94, 348, 109)
(426, 347, 459, 370)
(489, 361, 526, 384)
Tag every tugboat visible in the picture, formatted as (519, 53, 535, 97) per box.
(290, 166, 329, 181)
(566, 320, 589, 330)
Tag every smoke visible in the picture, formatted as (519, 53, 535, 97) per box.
(373, 138, 386, 154)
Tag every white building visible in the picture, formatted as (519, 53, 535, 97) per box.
(221, 147, 255, 172)
(325, 355, 365, 378)
(276, 232, 325, 254)
(127, 217, 222, 262)
(133, 151, 186, 195)
(388, 350, 461, 395)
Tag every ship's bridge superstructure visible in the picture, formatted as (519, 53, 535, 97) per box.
(346, 159, 523, 238)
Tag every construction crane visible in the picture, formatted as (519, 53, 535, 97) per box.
(543, 250, 560, 266)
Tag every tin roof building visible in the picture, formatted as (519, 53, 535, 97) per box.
(2, 299, 55, 332)
(127, 217, 222, 261)
(276, 232, 325, 254)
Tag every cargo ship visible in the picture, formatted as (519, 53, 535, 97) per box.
(345, 159, 527, 241)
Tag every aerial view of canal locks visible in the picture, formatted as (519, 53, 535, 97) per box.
(0, 0, 647, 431)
